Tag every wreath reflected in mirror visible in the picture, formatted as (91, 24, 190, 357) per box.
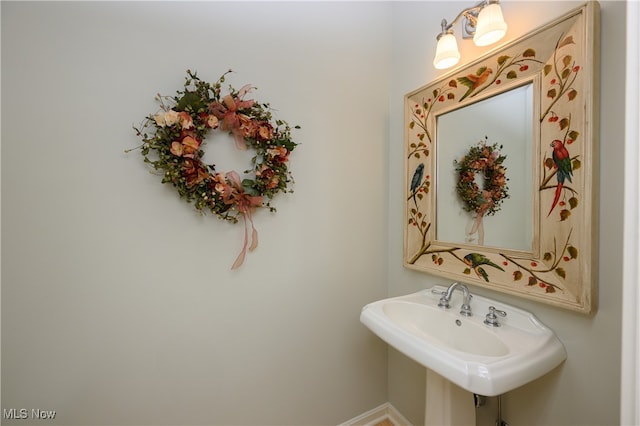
(454, 138, 509, 245)
(128, 70, 299, 269)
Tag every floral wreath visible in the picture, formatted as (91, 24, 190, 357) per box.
(454, 138, 509, 244)
(130, 70, 298, 269)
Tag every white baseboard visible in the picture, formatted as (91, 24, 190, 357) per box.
(338, 402, 413, 426)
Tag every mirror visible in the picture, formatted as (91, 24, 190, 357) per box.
(436, 83, 534, 251)
(404, 3, 598, 313)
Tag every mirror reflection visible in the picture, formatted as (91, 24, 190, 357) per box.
(435, 83, 534, 251)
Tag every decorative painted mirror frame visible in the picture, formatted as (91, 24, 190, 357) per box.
(404, 2, 599, 313)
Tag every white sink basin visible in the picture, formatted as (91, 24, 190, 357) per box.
(360, 286, 567, 396)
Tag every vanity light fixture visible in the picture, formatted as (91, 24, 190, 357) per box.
(433, 0, 508, 70)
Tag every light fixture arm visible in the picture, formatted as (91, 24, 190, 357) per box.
(440, 0, 499, 39)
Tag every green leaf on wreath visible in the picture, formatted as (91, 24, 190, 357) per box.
(562, 55, 573, 68)
(567, 89, 578, 101)
(278, 138, 297, 151)
(568, 245, 578, 259)
(528, 276, 537, 286)
(568, 130, 580, 141)
(242, 179, 259, 195)
(547, 88, 557, 98)
(559, 118, 570, 130)
(555, 267, 566, 279)
(523, 48, 536, 57)
(543, 64, 553, 76)
(409, 121, 415, 129)
(560, 209, 571, 221)
(507, 70, 517, 79)
(513, 270, 523, 281)
(543, 252, 552, 261)
(464, 268, 471, 275)
(176, 91, 207, 112)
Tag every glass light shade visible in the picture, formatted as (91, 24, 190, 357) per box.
(433, 33, 460, 69)
(473, 3, 507, 47)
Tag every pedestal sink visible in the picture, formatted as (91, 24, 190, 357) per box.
(360, 285, 566, 425)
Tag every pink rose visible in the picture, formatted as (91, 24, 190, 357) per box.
(169, 135, 201, 158)
(170, 141, 184, 156)
(207, 115, 219, 129)
(257, 123, 274, 141)
(181, 136, 200, 158)
(178, 112, 194, 129)
(267, 146, 289, 164)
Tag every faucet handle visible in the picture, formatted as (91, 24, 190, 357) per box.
(431, 288, 451, 309)
(484, 306, 507, 327)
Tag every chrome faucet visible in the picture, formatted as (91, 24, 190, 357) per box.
(435, 282, 473, 316)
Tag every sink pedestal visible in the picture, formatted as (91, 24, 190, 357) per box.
(425, 369, 476, 426)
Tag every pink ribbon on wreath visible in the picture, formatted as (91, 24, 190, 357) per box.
(224, 171, 263, 269)
(467, 190, 492, 245)
(468, 213, 486, 245)
(209, 84, 255, 151)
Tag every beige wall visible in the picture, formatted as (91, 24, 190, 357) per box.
(1, 2, 392, 424)
(387, 1, 626, 425)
